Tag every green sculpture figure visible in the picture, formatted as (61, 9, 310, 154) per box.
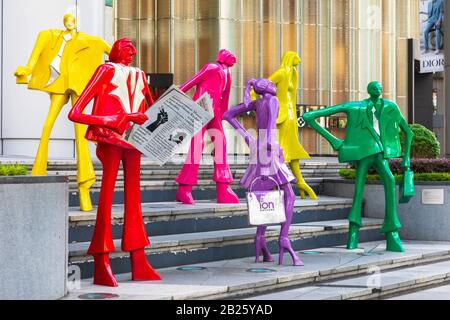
(303, 81, 414, 252)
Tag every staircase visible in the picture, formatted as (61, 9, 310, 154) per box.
(9, 155, 447, 300)
(44, 156, 343, 206)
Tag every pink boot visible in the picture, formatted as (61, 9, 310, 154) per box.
(216, 183, 239, 204)
(176, 184, 195, 205)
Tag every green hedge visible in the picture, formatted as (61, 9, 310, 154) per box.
(339, 169, 450, 182)
(401, 124, 440, 159)
(0, 164, 28, 176)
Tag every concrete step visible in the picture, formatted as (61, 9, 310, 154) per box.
(388, 283, 450, 300)
(248, 257, 450, 300)
(63, 240, 450, 300)
(69, 218, 384, 279)
(69, 197, 353, 242)
(53, 167, 342, 183)
(68, 177, 327, 207)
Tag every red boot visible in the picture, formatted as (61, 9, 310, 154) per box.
(131, 249, 162, 281)
(93, 253, 118, 287)
(176, 184, 195, 205)
(216, 183, 239, 204)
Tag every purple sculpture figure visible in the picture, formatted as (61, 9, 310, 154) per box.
(224, 78, 304, 266)
(175, 49, 240, 205)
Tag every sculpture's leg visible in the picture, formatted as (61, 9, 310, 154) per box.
(31, 94, 69, 176)
(347, 156, 372, 250)
(88, 143, 121, 287)
(373, 154, 404, 252)
(72, 95, 96, 212)
(209, 118, 239, 204)
(255, 226, 274, 263)
(279, 183, 304, 266)
(289, 159, 318, 200)
(175, 127, 206, 204)
(122, 148, 161, 280)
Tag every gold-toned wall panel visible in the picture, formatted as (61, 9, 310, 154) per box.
(140, 0, 155, 19)
(114, 0, 420, 154)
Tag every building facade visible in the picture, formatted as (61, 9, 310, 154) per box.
(115, 0, 421, 155)
(0, 0, 439, 159)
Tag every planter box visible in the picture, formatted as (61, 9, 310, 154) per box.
(0, 176, 69, 300)
(324, 179, 450, 241)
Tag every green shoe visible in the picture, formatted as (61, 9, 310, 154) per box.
(347, 223, 360, 250)
(386, 231, 405, 252)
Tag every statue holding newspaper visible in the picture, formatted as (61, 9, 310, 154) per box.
(68, 38, 161, 287)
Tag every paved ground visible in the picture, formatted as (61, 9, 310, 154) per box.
(389, 284, 450, 300)
(64, 240, 450, 300)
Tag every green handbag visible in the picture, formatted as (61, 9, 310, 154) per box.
(399, 168, 415, 204)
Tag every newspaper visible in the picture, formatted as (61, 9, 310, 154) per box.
(126, 85, 214, 165)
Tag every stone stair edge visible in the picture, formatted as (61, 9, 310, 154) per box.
(68, 218, 384, 260)
(69, 197, 355, 224)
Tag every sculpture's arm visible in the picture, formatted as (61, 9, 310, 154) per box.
(220, 70, 232, 115)
(179, 64, 214, 93)
(15, 30, 49, 78)
(223, 102, 257, 146)
(69, 64, 146, 133)
(267, 96, 279, 148)
(303, 104, 348, 151)
(399, 116, 414, 169)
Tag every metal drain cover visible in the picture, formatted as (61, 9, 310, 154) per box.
(78, 293, 120, 300)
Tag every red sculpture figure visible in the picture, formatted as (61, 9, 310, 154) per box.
(175, 49, 240, 205)
(68, 38, 161, 287)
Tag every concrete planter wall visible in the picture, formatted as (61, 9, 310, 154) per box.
(324, 179, 450, 241)
(0, 176, 69, 300)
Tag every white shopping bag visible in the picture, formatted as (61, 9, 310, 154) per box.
(246, 177, 286, 226)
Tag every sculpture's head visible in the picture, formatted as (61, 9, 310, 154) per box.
(281, 51, 301, 68)
(217, 49, 237, 67)
(63, 13, 77, 31)
(367, 81, 383, 99)
(109, 38, 137, 66)
(244, 78, 277, 106)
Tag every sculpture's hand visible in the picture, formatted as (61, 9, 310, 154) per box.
(14, 66, 31, 84)
(129, 113, 149, 125)
(331, 139, 344, 151)
(117, 113, 148, 133)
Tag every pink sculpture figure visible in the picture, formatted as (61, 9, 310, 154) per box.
(224, 78, 304, 266)
(175, 49, 240, 205)
(68, 38, 161, 287)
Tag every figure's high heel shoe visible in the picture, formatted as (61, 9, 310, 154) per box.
(278, 237, 304, 266)
(131, 249, 162, 281)
(255, 235, 274, 263)
(93, 253, 118, 287)
(386, 231, 405, 253)
(176, 185, 195, 205)
(216, 183, 239, 204)
(297, 182, 318, 200)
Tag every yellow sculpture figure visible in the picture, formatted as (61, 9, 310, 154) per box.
(268, 51, 318, 200)
(14, 14, 111, 211)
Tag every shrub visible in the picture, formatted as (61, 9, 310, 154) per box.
(401, 124, 440, 159)
(389, 158, 450, 174)
(0, 164, 28, 176)
(339, 169, 450, 182)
